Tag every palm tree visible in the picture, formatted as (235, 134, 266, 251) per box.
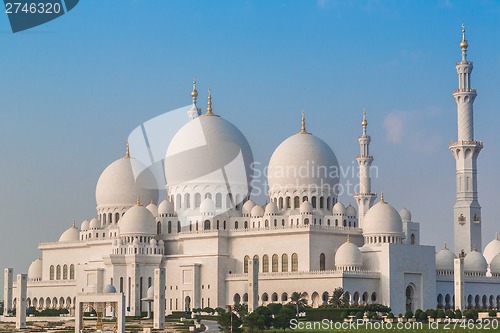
(289, 292, 308, 318)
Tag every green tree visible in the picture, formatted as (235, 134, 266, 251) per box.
(244, 312, 266, 333)
(274, 307, 295, 331)
(289, 292, 307, 318)
(267, 303, 283, 315)
(418, 311, 428, 321)
(203, 307, 215, 315)
(404, 310, 413, 319)
(329, 287, 345, 308)
(437, 309, 445, 319)
(217, 311, 243, 333)
(215, 307, 226, 315)
(254, 306, 273, 328)
(454, 309, 461, 319)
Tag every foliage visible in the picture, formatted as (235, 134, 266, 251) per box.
(426, 308, 437, 319)
(289, 292, 308, 318)
(418, 311, 428, 321)
(329, 288, 348, 308)
(202, 307, 215, 315)
(340, 311, 347, 320)
(215, 307, 226, 315)
(305, 307, 364, 321)
(415, 309, 423, 319)
(404, 310, 413, 319)
(437, 309, 446, 319)
(386, 312, 394, 319)
(274, 307, 295, 331)
(454, 309, 461, 319)
(398, 313, 403, 318)
(217, 311, 243, 333)
(192, 308, 202, 314)
(253, 306, 273, 328)
(266, 303, 283, 315)
(243, 311, 266, 333)
(234, 303, 248, 316)
(365, 304, 391, 314)
(489, 309, 498, 317)
(445, 309, 455, 318)
(356, 311, 364, 319)
(464, 309, 478, 320)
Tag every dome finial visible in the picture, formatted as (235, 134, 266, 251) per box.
(472, 243, 477, 251)
(136, 196, 142, 206)
(206, 88, 214, 116)
(72, 219, 76, 228)
(299, 110, 309, 134)
(125, 141, 130, 158)
(460, 24, 468, 59)
(347, 234, 351, 243)
(361, 109, 368, 135)
(380, 192, 385, 203)
(444, 241, 448, 250)
(191, 78, 198, 100)
(496, 232, 499, 240)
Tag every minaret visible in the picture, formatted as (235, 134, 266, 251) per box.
(450, 25, 483, 255)
(187, 79, 201, 120)
(354, 111, 377, 228)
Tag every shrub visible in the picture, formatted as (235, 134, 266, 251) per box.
(365, 304, 391, 314)
(454, 309, 462, 319)
(387, 312, 394, 319)
(404, 311, 413, 319)
(340, 311, 347, 320)
(355, 312, 364, 320)
(202, 307, 215, 315)
(426, 309, 437, 319)
(418, 311, 428, 321)
(415, 309, 422, 319)
(445, 310, 454, 319)
(489, 310, 497, 317)
(437, 309, 445, 319)
(266, 303, 282, 315)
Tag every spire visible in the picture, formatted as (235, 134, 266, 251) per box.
(205, 88, 215, 116)
(125, 142, 130, 158)
(72, 219, 76, 228)
(444, 241, 448, 250)
(496, 232, 499, 241)
(361, 109, 368, 136)
(299, 110, 309, 134)
(460, 24, 468, 61)
(136, 196, 142, 206)
(379, 192, 385, 203)
(472, 243, 477, 251)
(191, 78, 198, 104)
(347, 234, 351, 243)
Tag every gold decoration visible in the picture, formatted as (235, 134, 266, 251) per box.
(362, 111, 368, 127)
(379, 192, 385, 203)
(299, 110, 309, 134)
(136, 196, 142, 206)
(191, 78, 198, 98)
(444, 241, 448, 250)
(125, 142, 130, 158)
(460, 24, 468, 50)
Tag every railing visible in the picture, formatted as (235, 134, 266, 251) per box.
(449, 140, 483, 147)
(227, 269, 379, 279)
(176, 224, 362, 235)
(453, 88, 477, 93)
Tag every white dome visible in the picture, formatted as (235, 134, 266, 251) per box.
(399, 208, 412, 222)
(333, 202, 346, 214)
(80, 219, 90, 231)
(268, 131, 339, 197)
(149, 238, 157, 246)
(146, 202, 158, 217)
(119, 204, 156, 236)
(164, 115, 253, 194)
(242, 199, 256, 215)
(490, 253, 500, 275)
(265, 201, 279, 215)
(251, 205, 264, 217)
(335, 238, 362, 269)
(28, 258, 42, 280)
(300, 201, 313, 214)
(200, 198, 216, 215)
(96, 155, 159, 210)
(464, 249, 487, 274)
(346, 204, 357, 217)
(483, 234, 500, 264)
(158, 199, 174, 215)
(436, 244, 456, 271)
(363, 199, 403, 237)
(103, 284, 116, 293)
(59, 223, 79, 242)
(89, 217, 100, 230)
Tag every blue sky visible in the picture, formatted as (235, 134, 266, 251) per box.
(1, 0, 500, 298)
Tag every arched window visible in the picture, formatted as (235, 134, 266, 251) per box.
(70, 264, 74, 279)
(274, 219, 277, 227)
(157, 221, 162, 235)
(335, 219, 338, 226)
(282, 254, 288, 272)
(327, 197, 331, 210)
(286, 197, 291, 209)
(168, 221, 172, 234)
(312, 197, 317, 208)
(204, 220, 211, 230)
(226, 193, 232, 209)
(244, 256, 250, 273)
(304, 218, 309, 225)
(176, 194, 182, 209)
(302, 196, 308, 202)
(235, 221, 239, 229)
(215, 193, 222, 208)
(115, 212, 120, 223)
(244, 221, 248, 229)
(272, 254, 278, 272)
(223, 220, 226, 230)
(292, 253, 298, 271)
(195, 193, 201, 208)
(177, 221, 181, 233)
(205, 193, 212, 200)
(265, 220, 269, 228)
(184, 193, 191, 208)
(320, 196, 324, 209)
(263, 255, 269, 272)
(410, 234, 416, 245)
(63, 265, 68, 279)
(108, 213, 112, 224)
(294, 196, 300, 209)
(279, 197, 283, 210)
(49, 265, 54, 280)
(320, 253, 325, 271)
(103, 214, 106, 224)
(56, 265, 61, 280)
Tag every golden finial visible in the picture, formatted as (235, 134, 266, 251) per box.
(444, 241, 448, 250)
(299, 110, 309, 134)
(72, 219, 76, 228)
(362, 110, 368, 127)
(125, 142, 130, 158)
(460, 24, 468, 50)
(380, 192, 385, 203)
(136, 196, 142, 206)
(472, 243, 477, 251)
(205, 88, 214, 116)
(347, 234, 351, 243)
(496, 232, 499, 240)
(191, 78, 198, 98)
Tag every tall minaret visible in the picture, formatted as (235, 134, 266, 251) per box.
(450, 25, 483, 255)
(187, 79, 201, 120)
(354, 111, 377, 228)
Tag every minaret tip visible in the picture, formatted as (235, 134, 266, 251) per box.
(205, 88, 214, 116)
(72, 219, 76, 228)
(125, 141, 130, 158)
(299, 110, 309, 134)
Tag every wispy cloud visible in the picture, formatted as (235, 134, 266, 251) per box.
(384, 113, 404, 144)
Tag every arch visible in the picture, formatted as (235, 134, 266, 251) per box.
(215, 193, 222, 208)
(33, 297, 38, 309)
(56, 265, 61, 280)
(312, 196, 317, 208)
(185, 296, 191, 311)
(282, 254, 288, 272)
(39, 298, 44, 308)
(304, 218, 309, 225)
(406, 285, 414, 312)
(244, 221, 248, 229)
(177, 221, 181, 233)
(235, 221, 239, 229)
(233, 293, 241, 305)
(312, 292, 320, 308)
(272, 292, 278, 302)
(294, 196, 300, 209)
(320, 253, 325, 271)
(344, 291, 351, 306)
(194, 193, 201, 208)
(353, 292, 360, 306)
(63, 264, 68, 279)
(176, 194, 182, 209)
(475, 295, 480, 308)
(115, 212, 120, 223)
(59, 297, 64, 309)
(445, 294, 451, 308)
(157, 221, 162, 235)
(272, 254, 278, 272)
(27, 298, 31, 308)
(262, 293, 269, 303)
(281, 292, 288, 302)
(70, 264, 75, 279)
(437, 294, 443, 308)
(66, 297, 71, 308)
(204, 220, 211, 230)
(243, 293, 249, 303)
(291, 253, 298, 271)
(362, 292, 368, 305)
(52, 297, 57, 308)
(322, 292, 329, 305)
(279, 197, 283, 210)
(263, 255, 269, 272)
(410, 234, 416, 245)
(489, 295, 495, 309)
(244, 255, 250, 273)
(167, 221, 172, 234)
(482, 295, 487, 308)
(50, 265, 54, 280)
(184, 193, 191, 208)
(205, 192, 212, 200)
(371, 292, 377, 303)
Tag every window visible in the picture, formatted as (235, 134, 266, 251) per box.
(286, 197, 291, 209)
(157, 221, 162, 235)
(304, 218, 309, 225)
(70, 264, 74, 279)
(279, 197, 283, 210)
(226, 194, 232, 209)
(320, 253, 325, 271)
(176, 194, 182, 209)
(410, 234, 416, 245)
(263, 255, 269, 272)
(282, 254, 288, 272)
(320, 196, 324, 209)
(294, 196, 300, 209)
(195, 193, 201, 208)
(272, 254, 278, 272)
(312, 197, 317, 208)
(244, 221, 248, 229)
(168, 221, 172, 234)
(235, 221, 239, 229)
(216, 193, 222, 208)
(56, 265, 61, 280)
(115, 213, 120, 222)
(63, 265, 68, 279)
(292, 253, 298, 271)
(50, 265, 54, 280)
(177, 221, 181, 233)
(204, 220, 211, 230)
(184, 193, 191, 208)
(244, 256, 250, 273)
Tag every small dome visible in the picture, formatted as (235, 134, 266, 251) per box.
(89, 217, 100, 230)
(436, 244, 456, 271)
(28, 258, 42, 280)
(335, 237, 362, 269)
(464, 249, 487, 274)
(146, 202, 158, 217)
(149, 238, 156, 246)
(119, 204, 156, 236)
(133, 237, 140, 245)
(251, 205, 264, 217)
(242, 199, 256, 215)
(300, 201, 313, 214)
(158, 239, 164, 246)
(399, 208, 412, 222)
(103, 284, 116, 293)
(363, 198, 403, 237)
(265, 201, 279, 215)
(346, 204, 357, 217)
(147, 286, 154, 299)
(490, 253, 500, 275)
(158, 199, 174, 215)
(333, 202, 346, 215)
(483, 233, 500, 264)
(200, 198, 216, 215)
(80, 219, 90, 231)
(59, 223, 79, 242)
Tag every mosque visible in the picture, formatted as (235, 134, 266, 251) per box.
(4, 27, 500, 317)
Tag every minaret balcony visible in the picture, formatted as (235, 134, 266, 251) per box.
(356, 155, 373, 159)
(453, 88, 477, 94)
(449, 140, 483, 148)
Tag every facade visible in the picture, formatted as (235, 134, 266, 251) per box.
(4, 27, 500, 318)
